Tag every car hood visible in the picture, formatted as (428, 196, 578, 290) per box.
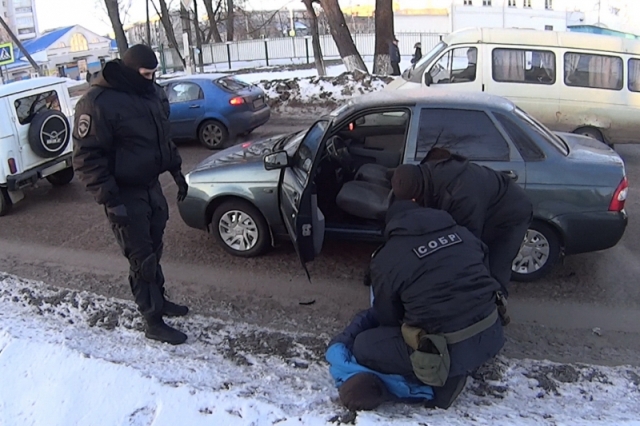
(555, 132, 625, 167)
(187, 134, 289, 184)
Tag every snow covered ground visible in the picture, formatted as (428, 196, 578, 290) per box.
(1, 272, 639, 426)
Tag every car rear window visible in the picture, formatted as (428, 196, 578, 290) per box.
(14, 90, 61, 125)
(514, 107, 569, 155)
(494, 112, 545, 161)
(216, 77, 251, 92)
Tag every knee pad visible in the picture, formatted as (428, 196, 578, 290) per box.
(140, 253, 158, 282)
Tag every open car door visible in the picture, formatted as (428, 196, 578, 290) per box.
(277, 120, 330, 278)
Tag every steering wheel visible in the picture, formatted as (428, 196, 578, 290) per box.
(326, 136, 352, 170)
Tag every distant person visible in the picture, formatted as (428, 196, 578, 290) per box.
(390, 148, 533, 303)
(389, 37, 401, 76)
(72, 44, 190, 345)
(411, 42, 422, 65)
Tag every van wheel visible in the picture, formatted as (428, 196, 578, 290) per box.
(210, 199, 270, 257)
(573, 127, 604, 143)
(0, 187, 12, 217)
(46, 167, 74, 186)
(511, 222, 561, 282)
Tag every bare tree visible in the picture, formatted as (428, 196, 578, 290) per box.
(226, 0, 235, 41)
(318, 0, 367, 72)
(373, 0, 393, 75)
(203, 0, 223, 43)
(302, 0, 326, 76)
(151, 0, 185, 66)
(104, 0, 129, 56)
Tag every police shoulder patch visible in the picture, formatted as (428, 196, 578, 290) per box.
(413, 233, 463, 259)
(77, 114, 91, 138)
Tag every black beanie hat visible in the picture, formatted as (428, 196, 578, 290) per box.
(338, 373, 390, 411)
(391, 164, 424, 201)
(122, 44, 159, 70)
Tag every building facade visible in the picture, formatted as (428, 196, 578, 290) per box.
(0, 0, 39, 41)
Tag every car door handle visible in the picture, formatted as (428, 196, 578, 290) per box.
(501, 170, 518, 181)
(189, 105, 201, 109)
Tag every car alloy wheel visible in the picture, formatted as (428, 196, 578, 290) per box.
(511, 222, 561, 282)
(199, 120, 228, 150)
(218, 209, 259, 252)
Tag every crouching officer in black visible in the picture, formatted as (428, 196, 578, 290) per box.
(391, 148, 533, 301)
(354, 200, 505, 409)
(72, 45, 190, 345)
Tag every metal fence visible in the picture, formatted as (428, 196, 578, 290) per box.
(157, 32, 445, 72)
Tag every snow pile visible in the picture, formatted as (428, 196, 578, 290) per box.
(2, 272, 639, 425)
(253, 70, 394, 115)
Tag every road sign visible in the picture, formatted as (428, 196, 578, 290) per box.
(0, 42, 14, 66)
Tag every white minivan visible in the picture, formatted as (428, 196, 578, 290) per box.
(386, 27, 640, 146)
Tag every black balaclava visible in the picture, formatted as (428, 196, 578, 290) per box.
(121, 44, 158, 94)
(391, 164, 424, 202)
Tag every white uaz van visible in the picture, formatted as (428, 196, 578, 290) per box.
(387, 27, 640, 147)
(0, 77, 75, 216)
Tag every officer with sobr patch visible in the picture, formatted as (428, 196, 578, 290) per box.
(72, 45, 190, 345)
(330, 200, 505, 410)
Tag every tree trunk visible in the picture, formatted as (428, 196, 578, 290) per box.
(319, 0, 367, 72)
(226, 0, 234, 41)
(203, 0, 223, 43)
(303, 0, 326, 76)
(373, 0, 393, 75)
(153, 0, 185, 67)
(104, 0, 128, 57)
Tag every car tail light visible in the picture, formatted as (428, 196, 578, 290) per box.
(609, 176, 628, 212)
(229, 97, 245, 106)
(8, 158, 16, 174)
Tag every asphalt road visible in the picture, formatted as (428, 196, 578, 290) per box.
(1, 119, 640, 367)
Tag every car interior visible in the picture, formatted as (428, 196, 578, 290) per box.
(312, 108, 411, 233)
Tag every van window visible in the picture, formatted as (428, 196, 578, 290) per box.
(564, 52, 623, 90)
(492, 48, 556, 84)
(14, 90, 61, 125)
(429, 47, 477, 84)
(415, 108, 510, 161)
(628, 59, 640, 92)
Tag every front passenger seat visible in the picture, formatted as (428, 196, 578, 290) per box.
(336, 181, 392, 221)
(354, 163, 393, 188)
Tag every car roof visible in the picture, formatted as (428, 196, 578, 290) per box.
(347, 89, 516, 113)
(160, 73, 228, 83)
(0, 77, 68, 98)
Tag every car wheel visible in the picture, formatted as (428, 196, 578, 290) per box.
(0, 187, 11, 217)
(210, 199, 270, 257)
(198, 120, 228, 150)
(511, 222, 561, 282)
(46, 167, 74, 186)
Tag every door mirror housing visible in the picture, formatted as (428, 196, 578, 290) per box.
(424, 72, 433, 87)
(264, 151, 290, 170)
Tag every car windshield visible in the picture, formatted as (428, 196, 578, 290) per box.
(515, 107, 569, 155)
(407, 41, 447, 79)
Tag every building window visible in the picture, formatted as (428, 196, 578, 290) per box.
(492, 48, 556, 85)
(464, 0, 473, 5)
(15, 6, 32, 13)
(483, 0, 492, 5)
(545, 0, 553, 9)
(524, 0, 531, 7)
(508, 0, 516, 6)
(545, 25, 553, 30)
(70, 33, 89, 52)
(564, 52, 623, 91)
(17, 27, 35, 35)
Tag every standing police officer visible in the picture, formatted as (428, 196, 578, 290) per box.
(72, 45, 190, 345)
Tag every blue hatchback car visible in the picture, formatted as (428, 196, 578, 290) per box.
(159, 74, 271, 149)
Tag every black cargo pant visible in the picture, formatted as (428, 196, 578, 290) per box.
(107, 181, 169, 320)
(352, 327, 468, 409)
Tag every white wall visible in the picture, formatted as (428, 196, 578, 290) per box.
(394, 15, 450, 33)
(451, 4, 584, 32)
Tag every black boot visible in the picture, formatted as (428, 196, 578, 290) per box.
(162, 300, 189, 317)
(144, 316, 187, 345)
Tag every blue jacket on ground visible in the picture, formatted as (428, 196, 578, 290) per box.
(326, 309, 434, 401)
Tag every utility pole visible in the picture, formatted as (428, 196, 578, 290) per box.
(0, 15, 40, 73)
(146, 0, 152, 46)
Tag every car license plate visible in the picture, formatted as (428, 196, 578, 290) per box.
(253, 98, 264, 108)
(41, 161, 67, 177)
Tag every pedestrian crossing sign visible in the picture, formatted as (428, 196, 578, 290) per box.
(0, 42, 14, 66)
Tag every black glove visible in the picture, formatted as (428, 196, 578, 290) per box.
(105, 203, 129, 226)
(173, 172, 188, 202)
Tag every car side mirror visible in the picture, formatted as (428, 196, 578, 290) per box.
(425, 72, 433, 87)
(264, 151, 289, 170)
